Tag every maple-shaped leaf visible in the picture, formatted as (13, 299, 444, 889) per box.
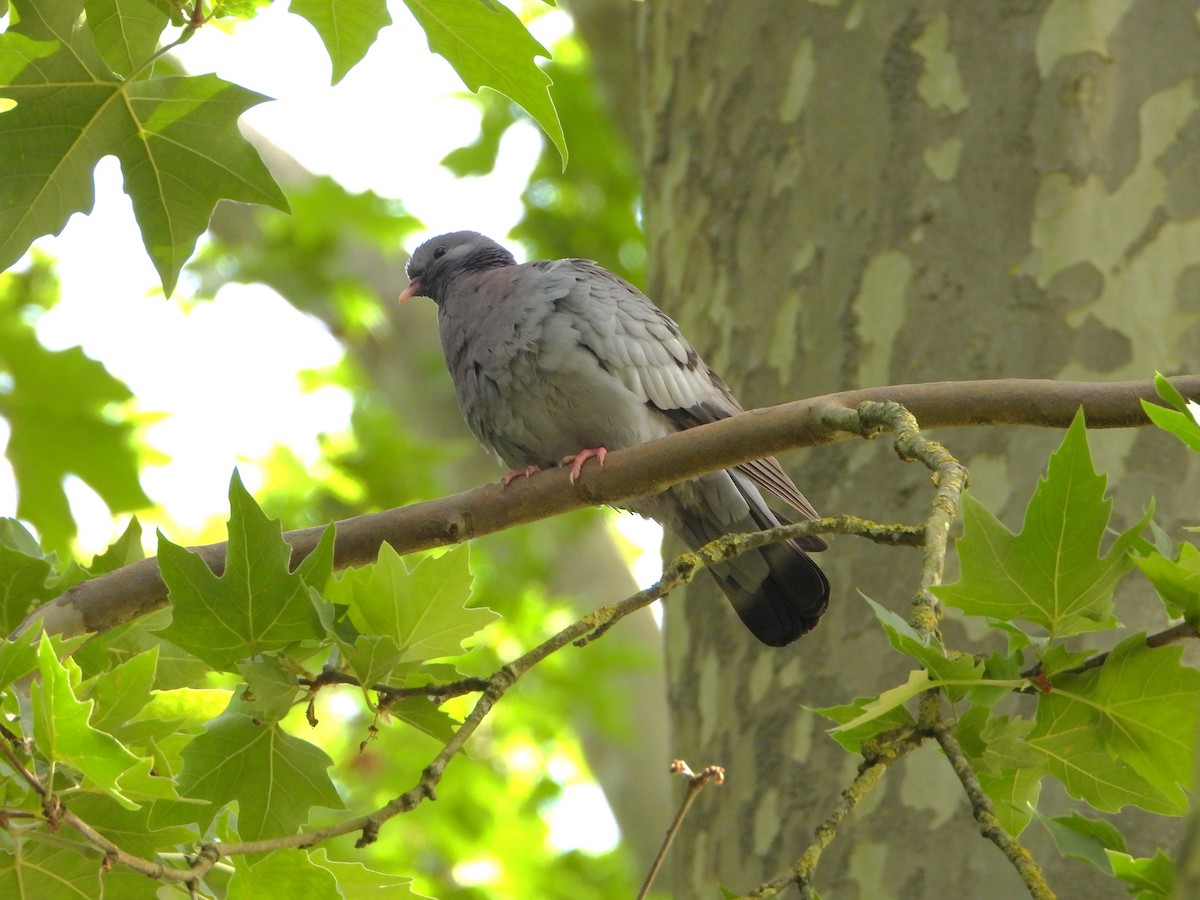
(0, 518, 52, 633)
(402, 0, 567, 165)
(935, 411, 1147, 638)
(0, 1, 287, 294)
(0, 323, 150, 552)
(810, 693, 915, 753)
(1027, 635, 1200, 814)
(0, 836, 162, 898)
(32, 634, 180, 809)
(1134, 541, 1200, 622)
(155, 473, 331, 671)
(66, 793, 199, 866)
(227, 848, 340, 899)
(955, 707, 1044, 836)
(237, 657, 302, 724)
(862, 596, 985, 698)
(291, 0, 392, 84)
(309, 848, 432, 896)
(1033, 809, 1126, 872)
(159, 698, 344, 840)
(326, 543, 496, 664)
(1106, 849, 1175, 896)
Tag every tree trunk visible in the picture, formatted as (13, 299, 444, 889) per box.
(639, 1, 1200, 896)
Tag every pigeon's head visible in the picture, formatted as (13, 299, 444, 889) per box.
(399, 231, 517, 304)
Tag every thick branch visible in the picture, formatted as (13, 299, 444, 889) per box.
(18, 375, 1198, 640)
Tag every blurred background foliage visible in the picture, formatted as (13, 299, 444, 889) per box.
(0, 13, 665, 899)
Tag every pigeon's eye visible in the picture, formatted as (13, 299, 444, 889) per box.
(433, 246, 448, 259)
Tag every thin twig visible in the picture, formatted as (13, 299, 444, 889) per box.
(739, 728, 922, 899)
(930, 721, 1056, 899)
(637, 760, 726, 900)
(1020, 620, 1200, 686)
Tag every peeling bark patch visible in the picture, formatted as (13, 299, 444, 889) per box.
(1074, 314, 1133, 372)
(913, 15, 969, 113)
(853, 251, 914, 388)
(899, 743, 963, 829)
(848, 839, 891, 897)
(789, 709, 815, 763)
(753, 789, 781, 855)
(779, 39, 816, 123)
(923, 137, 963, 181)
(1036, 0, 1138, 77)
(747, 651, 775, 704)
(698, 648, 720, 746)
(1024, 80, 1198, 287)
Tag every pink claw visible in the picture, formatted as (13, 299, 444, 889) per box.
(500, 465, 540, 487)
(560, 447, 607, 484)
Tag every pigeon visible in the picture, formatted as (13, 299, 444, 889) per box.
(399, 232, 830, 646)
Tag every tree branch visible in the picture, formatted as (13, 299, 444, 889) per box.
(18, 375, 1195, 642)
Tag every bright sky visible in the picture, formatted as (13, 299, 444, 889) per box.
(5, 0, 657, 858)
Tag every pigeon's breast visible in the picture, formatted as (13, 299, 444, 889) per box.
(438, 272, 671, 469)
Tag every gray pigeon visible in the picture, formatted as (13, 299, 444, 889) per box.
(400, 232, 829, 646)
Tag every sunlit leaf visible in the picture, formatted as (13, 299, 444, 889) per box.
(402, 0, 566, 165)
(291, 0, 391, 84)
(0, 1, 287, 293)
(160, 698, 344, 840)
(156, 473, 330, 670)
(936, 412, 1147, 638)
(327, 543, 496, 664)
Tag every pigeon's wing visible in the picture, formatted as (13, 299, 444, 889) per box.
(543, 259, 825, 537)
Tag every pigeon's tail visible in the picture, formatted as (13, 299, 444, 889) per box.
(717, 539, 830, 646)
(671, 472, 830, 646)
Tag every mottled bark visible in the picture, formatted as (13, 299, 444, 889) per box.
(640, 1, 1200, 896)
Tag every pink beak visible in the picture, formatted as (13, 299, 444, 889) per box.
(398, 279, 422, 303)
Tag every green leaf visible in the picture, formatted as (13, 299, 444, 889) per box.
(811, 693, 915, 753)
(0, 1, 288, 293)
(291, 0, 392, 84)
(976, 766, 1042, 837)
(402, 0, 566, 166)
(1027, 636, 1200, 814)
(955, 707, 1044, 835)
(308, 848, 430, 896)
(0, 836, 161, 898)
(32, 634, 177, 809)
(227, 848, 339, 899)
(156, 473, 328, 670)
(0, 520, 52, 633)
(862, 595, 984, 697)
(936, 411, 1146, 638)
(1033, 809, 1126, 872)
(237, 657, 301, 724)
(341, 633, 406, 689)
(0, 633, 39, 693)
(1084, 635, 1200, 801)
(1106, 849, 1174, 896)
(327, 543, 497, 663)
(163, 698, 344, 840)
(67, 793, 199, 863)
(0, 326, 150, 551)
(1141, 372, 1200, 451)
(1134, 541, 1200, 622)
(83, 0, 170, 77)
(85, 517, 146, 575)
(387, 695, 458, 744)
(827, 669, 932, 738)
(82, 647, 158, 736)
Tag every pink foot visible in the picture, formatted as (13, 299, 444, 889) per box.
(500, 465, 540, 487)
(559, 447, 607, 484)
